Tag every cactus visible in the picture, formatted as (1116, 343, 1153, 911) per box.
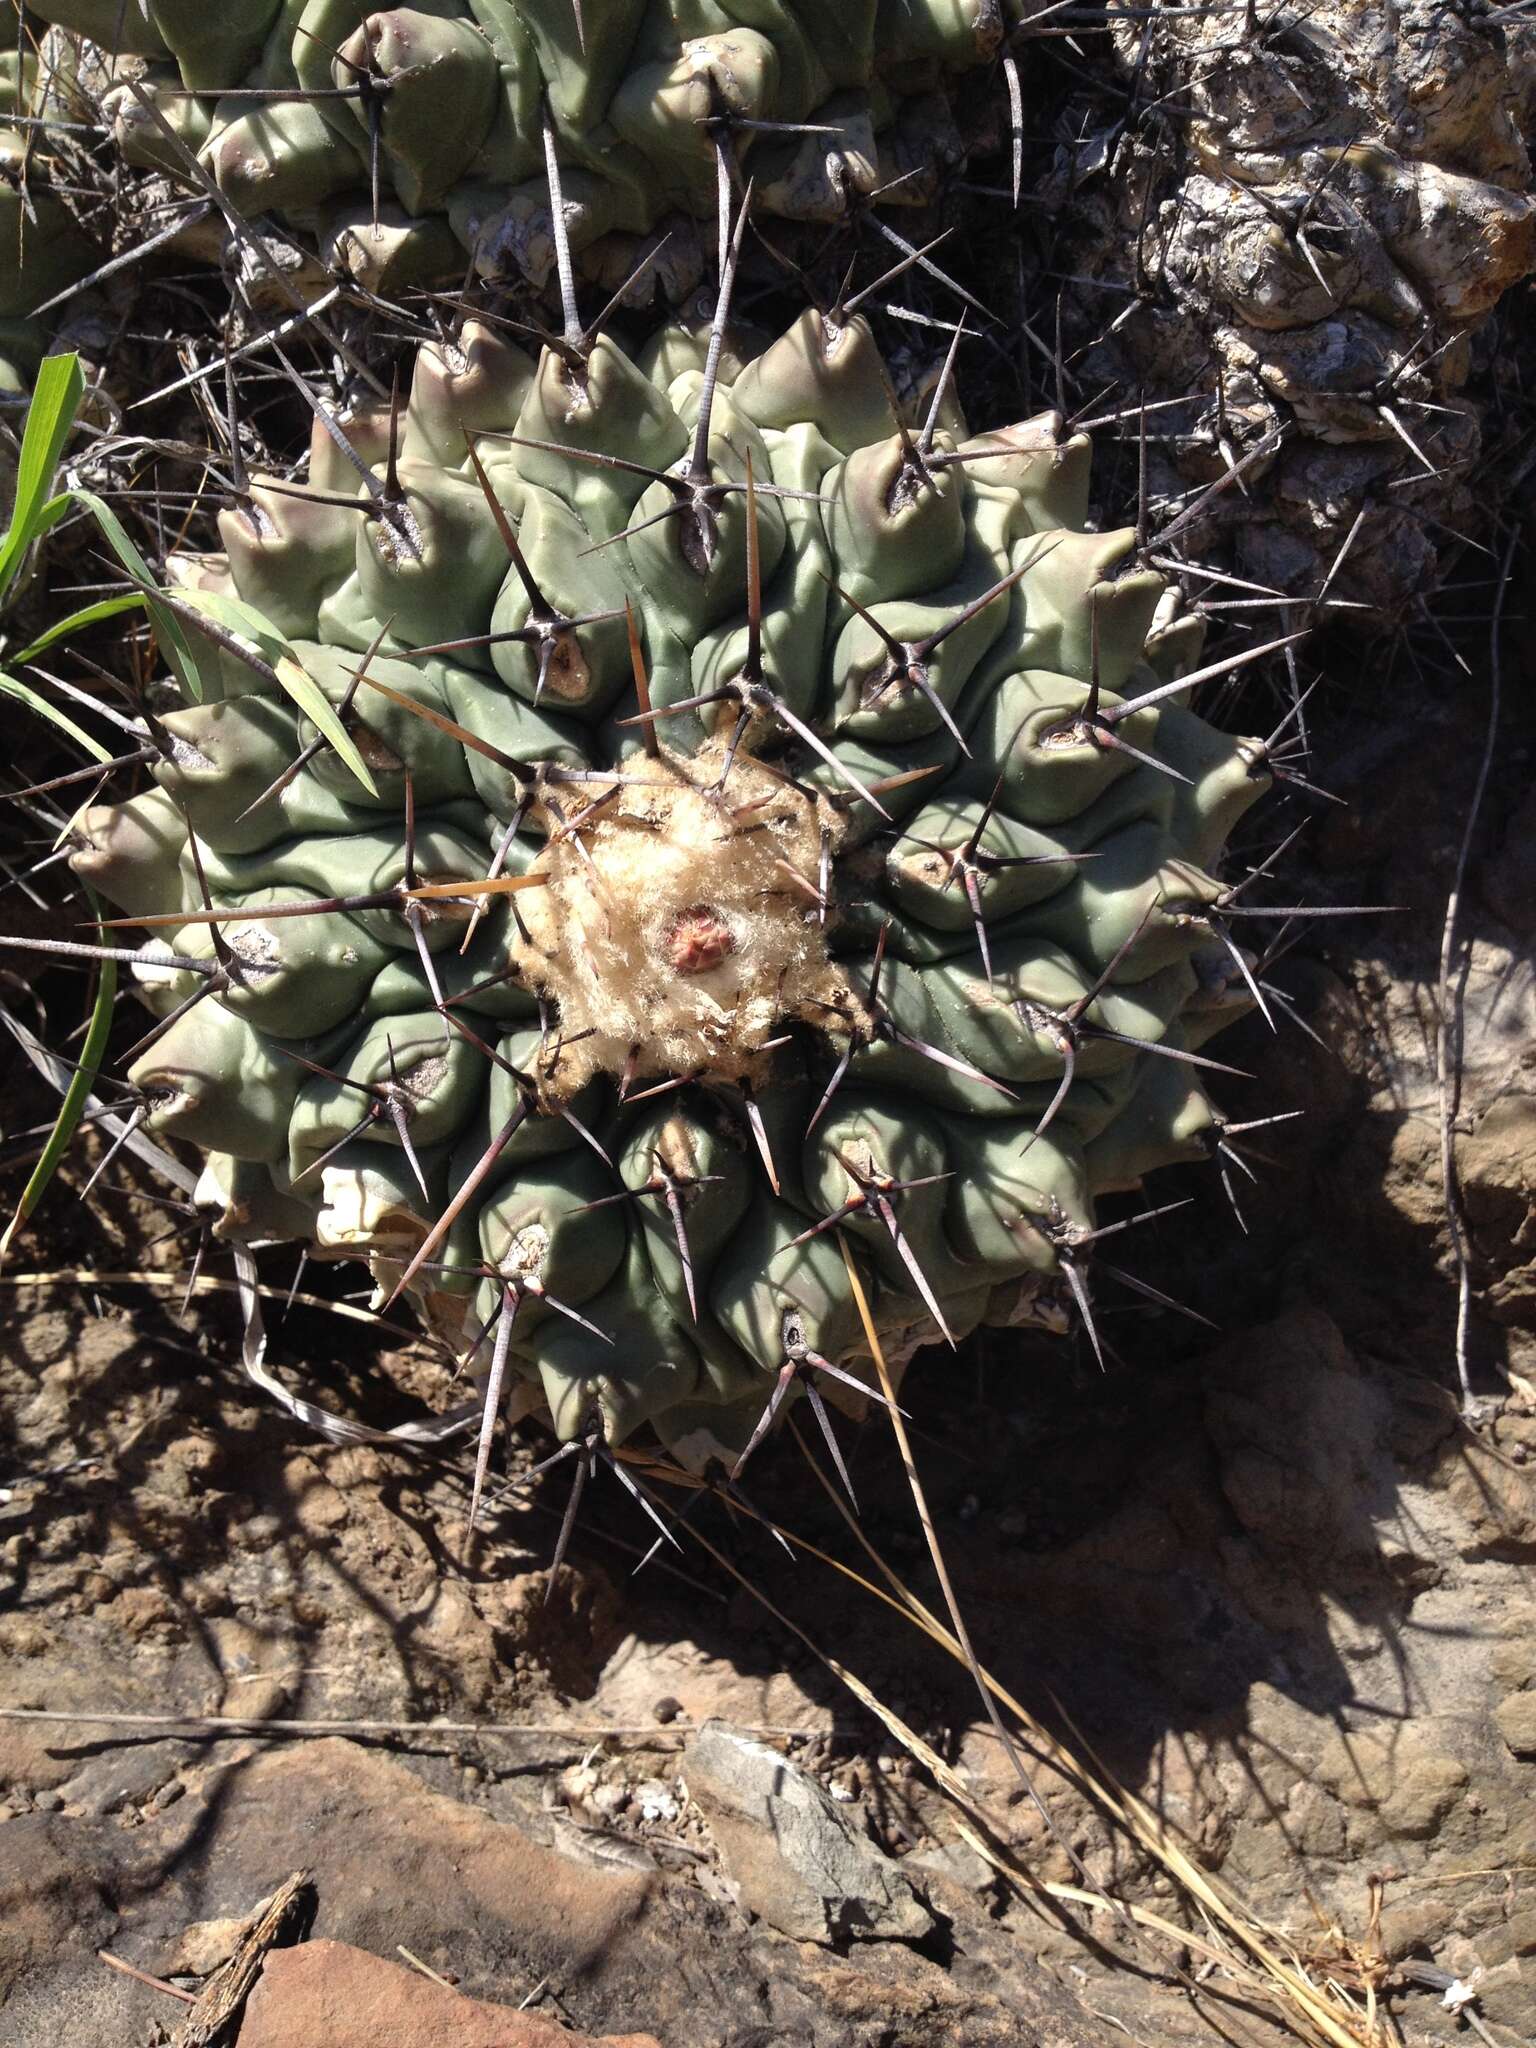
(0, 9, 104, 378)
(15, 1, 1534, 628)
(24, 0, 1010, 297)
(45, 225, 1302, 1501)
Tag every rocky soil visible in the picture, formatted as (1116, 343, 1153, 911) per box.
(2, 645, 1535, 2046)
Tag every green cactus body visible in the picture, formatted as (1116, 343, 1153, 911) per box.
(70, 308, 1273, 1463)
(29, 1, 1013, 292)
(0, 26, 103, 343)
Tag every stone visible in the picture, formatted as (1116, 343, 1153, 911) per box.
(1445, 1437, 1536, 1562)
(1377, 1899, 1448, 1961)
(1491, 1636, 1536, 1694)
(906, 1842, 997, 1894)
(1380, 1753, 1469, 1842)
(796, 1943, 1103, 2048)
(237, 1940, 661, 2048)
(1495, 1692, 1536, 1758)
(0, 1818, 115, 2002)
(0, 1736, 669, 2042)
(1204, 1309, 1390, 1562)
(1313, 1727, 1468, 1841)
(1476, 1910, 1536, 1969)
(164, 1740, 656, 1992)
(1477, 1957, 1536, 2040)
(1282, 1781, 1348, 1860)
(683, 1720, 934, 1945)
(164, 1913, 248, 1978)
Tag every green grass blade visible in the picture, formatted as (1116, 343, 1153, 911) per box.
(0, 353, 84, 604)
(0, 889, 118, 1259)
(0, 666, 113, 761)
(2, 489, 73, 564)
(9, 592, 147, 663)
(68, 485, 207, 703)
(173, 586, 380, 799)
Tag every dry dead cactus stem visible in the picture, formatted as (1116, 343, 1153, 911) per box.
(1038, 0, 1536, 624)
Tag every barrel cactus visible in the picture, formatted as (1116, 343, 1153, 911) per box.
(25, 0, 1011, 297)
(1, 7, 103, 394)
(53, 256, 1297, 1496)
(21, 1, 1536, 632)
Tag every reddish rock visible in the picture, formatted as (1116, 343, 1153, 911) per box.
(237, 1939, 662, 2048)
(174, 1738, 655, 1992)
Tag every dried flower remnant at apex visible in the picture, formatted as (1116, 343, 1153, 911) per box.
(510, 745, 856, 1097)
(666, 906, 735, 977)
(45, 285, 1303, 1476)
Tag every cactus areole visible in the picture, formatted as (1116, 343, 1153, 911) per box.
(71, 302, 1284, 1471)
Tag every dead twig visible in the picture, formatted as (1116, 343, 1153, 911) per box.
(1435, 521, 1521, 1412)
(396, 1945, 457, 1991)
(173, 1870, 313, 2047)
(0, 1706, 845, 1742)
(97, 1950, 196, 2003)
